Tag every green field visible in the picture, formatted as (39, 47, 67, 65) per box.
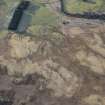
(64, 0, 105, 13)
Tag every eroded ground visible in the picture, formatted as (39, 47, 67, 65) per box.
(0, 0, 105, 105)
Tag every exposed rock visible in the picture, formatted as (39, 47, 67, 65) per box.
(0, 0, 105, 105)
(0, 57, 82, 97)
(83, 94, 105, 105)
(36, 59, 82, 97)
(76, 50, 105, 75)
(0, 33, 82, 97)
(9, 34, 41, 59)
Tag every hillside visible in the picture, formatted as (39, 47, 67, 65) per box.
(0, 0, 105, 105)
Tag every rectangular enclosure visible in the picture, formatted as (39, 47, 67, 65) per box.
(8, 1, 30, 32)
